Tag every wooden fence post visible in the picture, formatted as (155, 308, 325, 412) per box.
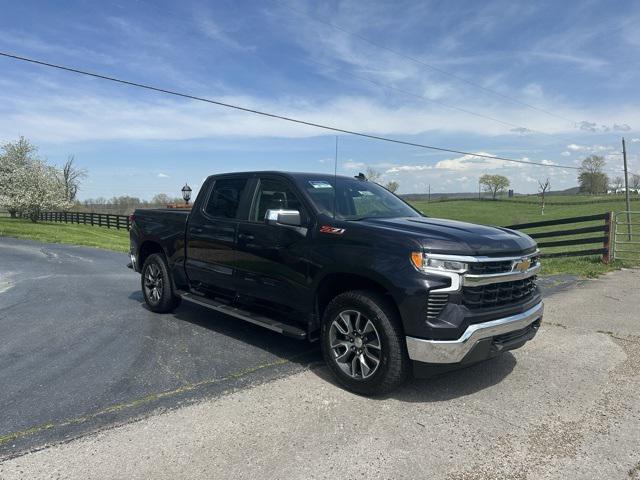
(602, 211, 613, 264)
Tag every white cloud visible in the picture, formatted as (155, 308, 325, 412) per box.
(386, 165, 432, 173)
(561, 151, 571, 156)
(343, 160, 365, 169)
(157, 172, 170, 178)
(566, 143, 616, 153)
(433, 152, 521, 171)
(194, 8, 256, 52)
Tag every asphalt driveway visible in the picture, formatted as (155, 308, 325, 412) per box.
(0, 237, 317, 457)
(1, 260, 638, 479)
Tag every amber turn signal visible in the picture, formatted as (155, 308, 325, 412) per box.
(410, 251, 423, 270)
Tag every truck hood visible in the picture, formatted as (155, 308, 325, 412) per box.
(354, 217, 536, 256)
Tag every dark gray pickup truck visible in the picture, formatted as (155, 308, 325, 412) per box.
(129, 171, 543, 394)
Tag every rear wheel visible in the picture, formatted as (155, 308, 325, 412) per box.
(141, 253, 181, 313)
(321, 290, 409, 395)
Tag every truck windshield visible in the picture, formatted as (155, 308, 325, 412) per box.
(300, 176, 421, 220)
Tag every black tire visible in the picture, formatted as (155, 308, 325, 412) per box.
(321, 290, 409, 396)
(141, 253, 181, 313)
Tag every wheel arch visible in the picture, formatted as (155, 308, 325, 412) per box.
(138, 241, 166, 269)
(314, 272, 402, 328)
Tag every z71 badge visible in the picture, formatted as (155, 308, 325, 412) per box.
(319, 225, 346, 235)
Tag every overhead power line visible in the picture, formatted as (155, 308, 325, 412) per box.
(0, 51, 584, 171)
(278, 3, 582, 126)
(0, 50, 612, 173)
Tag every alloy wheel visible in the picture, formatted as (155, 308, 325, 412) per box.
(329, 309, 382, 380)
(143, 262, 163, 304)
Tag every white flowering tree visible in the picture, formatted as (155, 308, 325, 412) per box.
(0, 138, 71, 222)
(0, 137, 38, 217)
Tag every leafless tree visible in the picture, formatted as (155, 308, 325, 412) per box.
(60, 155, 87, 203)
(365, 166, 382, 184)
(385, 180, 399, 193)
(631, 174, 640, 193)
(538, 178, 551, 215)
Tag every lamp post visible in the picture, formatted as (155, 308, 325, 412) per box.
(181, 183, 192, 205)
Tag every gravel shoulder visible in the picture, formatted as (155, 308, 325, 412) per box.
(2, 268, 639, 479)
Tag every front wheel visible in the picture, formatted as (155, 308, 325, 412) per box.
(321, 290, 409, 395)
(141, 253, 181, 313)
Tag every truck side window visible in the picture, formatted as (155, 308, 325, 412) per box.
(251, 179, 304, 222)
(204, 178, 248, 219)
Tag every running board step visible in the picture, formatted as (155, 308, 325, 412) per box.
(178, 291, 307, 340)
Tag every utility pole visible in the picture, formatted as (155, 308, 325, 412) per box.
(428, 184, 431, 203)
(478, 180, 481, 200)
(623, 138, 632, 240)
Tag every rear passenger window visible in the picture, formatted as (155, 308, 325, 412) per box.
(204, 178, 248, 219)
(251, 179, 304, 221)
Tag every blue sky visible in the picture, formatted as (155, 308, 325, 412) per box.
(0, 0, 639, 199)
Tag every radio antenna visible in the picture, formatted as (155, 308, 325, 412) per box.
(333, 136, 338, 220)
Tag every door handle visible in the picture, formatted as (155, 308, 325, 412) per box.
(189, 227, 203, 234)
(238, 233, 254, 241)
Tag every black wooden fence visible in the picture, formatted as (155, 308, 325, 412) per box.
(507, 212, 612, 262)
(37, 211, 131, 230)
(32, 210, 614, 262)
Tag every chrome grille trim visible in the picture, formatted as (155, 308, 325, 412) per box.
(427, 250, 540, 293)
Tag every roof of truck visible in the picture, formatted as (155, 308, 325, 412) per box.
(207, 171, 362, 181)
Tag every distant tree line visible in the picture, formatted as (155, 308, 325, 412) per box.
(76, 193, 184, 215)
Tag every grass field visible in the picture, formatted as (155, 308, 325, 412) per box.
(0, 217, 129, 252)
(411, 197, 639, 277)
(411, 197, 633, 226)
(1, 195, 638, 277)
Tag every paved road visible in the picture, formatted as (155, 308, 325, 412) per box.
(0, 238, 317, 457)
(1, 250, 638, 479)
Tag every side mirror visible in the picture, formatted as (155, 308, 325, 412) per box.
(265, 209, 301, 227)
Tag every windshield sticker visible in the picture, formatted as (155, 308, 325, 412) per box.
(309, 181, 333, 189)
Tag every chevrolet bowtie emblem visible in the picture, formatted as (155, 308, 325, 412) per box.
(514, 258, 531, 272)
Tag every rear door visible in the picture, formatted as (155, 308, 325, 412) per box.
(235, 175, 313, 317)
(185, 176, 252, 301)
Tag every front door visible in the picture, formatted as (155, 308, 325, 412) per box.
(185, 176, 251, 302)
(235, 176, 312, 317)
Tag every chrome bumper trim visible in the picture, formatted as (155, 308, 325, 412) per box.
(130, 253, 138, 271)
(406, 302, 544, 364)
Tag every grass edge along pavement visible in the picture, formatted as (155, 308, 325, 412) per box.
(0, 217, 129, 253)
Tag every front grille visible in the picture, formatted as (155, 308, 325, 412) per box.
(426, 293, 449, 319)
(463, 277, 537, 309)
(467, 255, 539, 275)
(467, 260, 513, 275)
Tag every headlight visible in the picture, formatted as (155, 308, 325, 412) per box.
(411, 252, 468, 273)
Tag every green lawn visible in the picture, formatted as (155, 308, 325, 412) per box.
(1, 195, 638, 278)
(0, 217, 129, 252)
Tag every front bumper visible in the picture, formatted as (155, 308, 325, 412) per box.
(406, 301, 543, 365)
